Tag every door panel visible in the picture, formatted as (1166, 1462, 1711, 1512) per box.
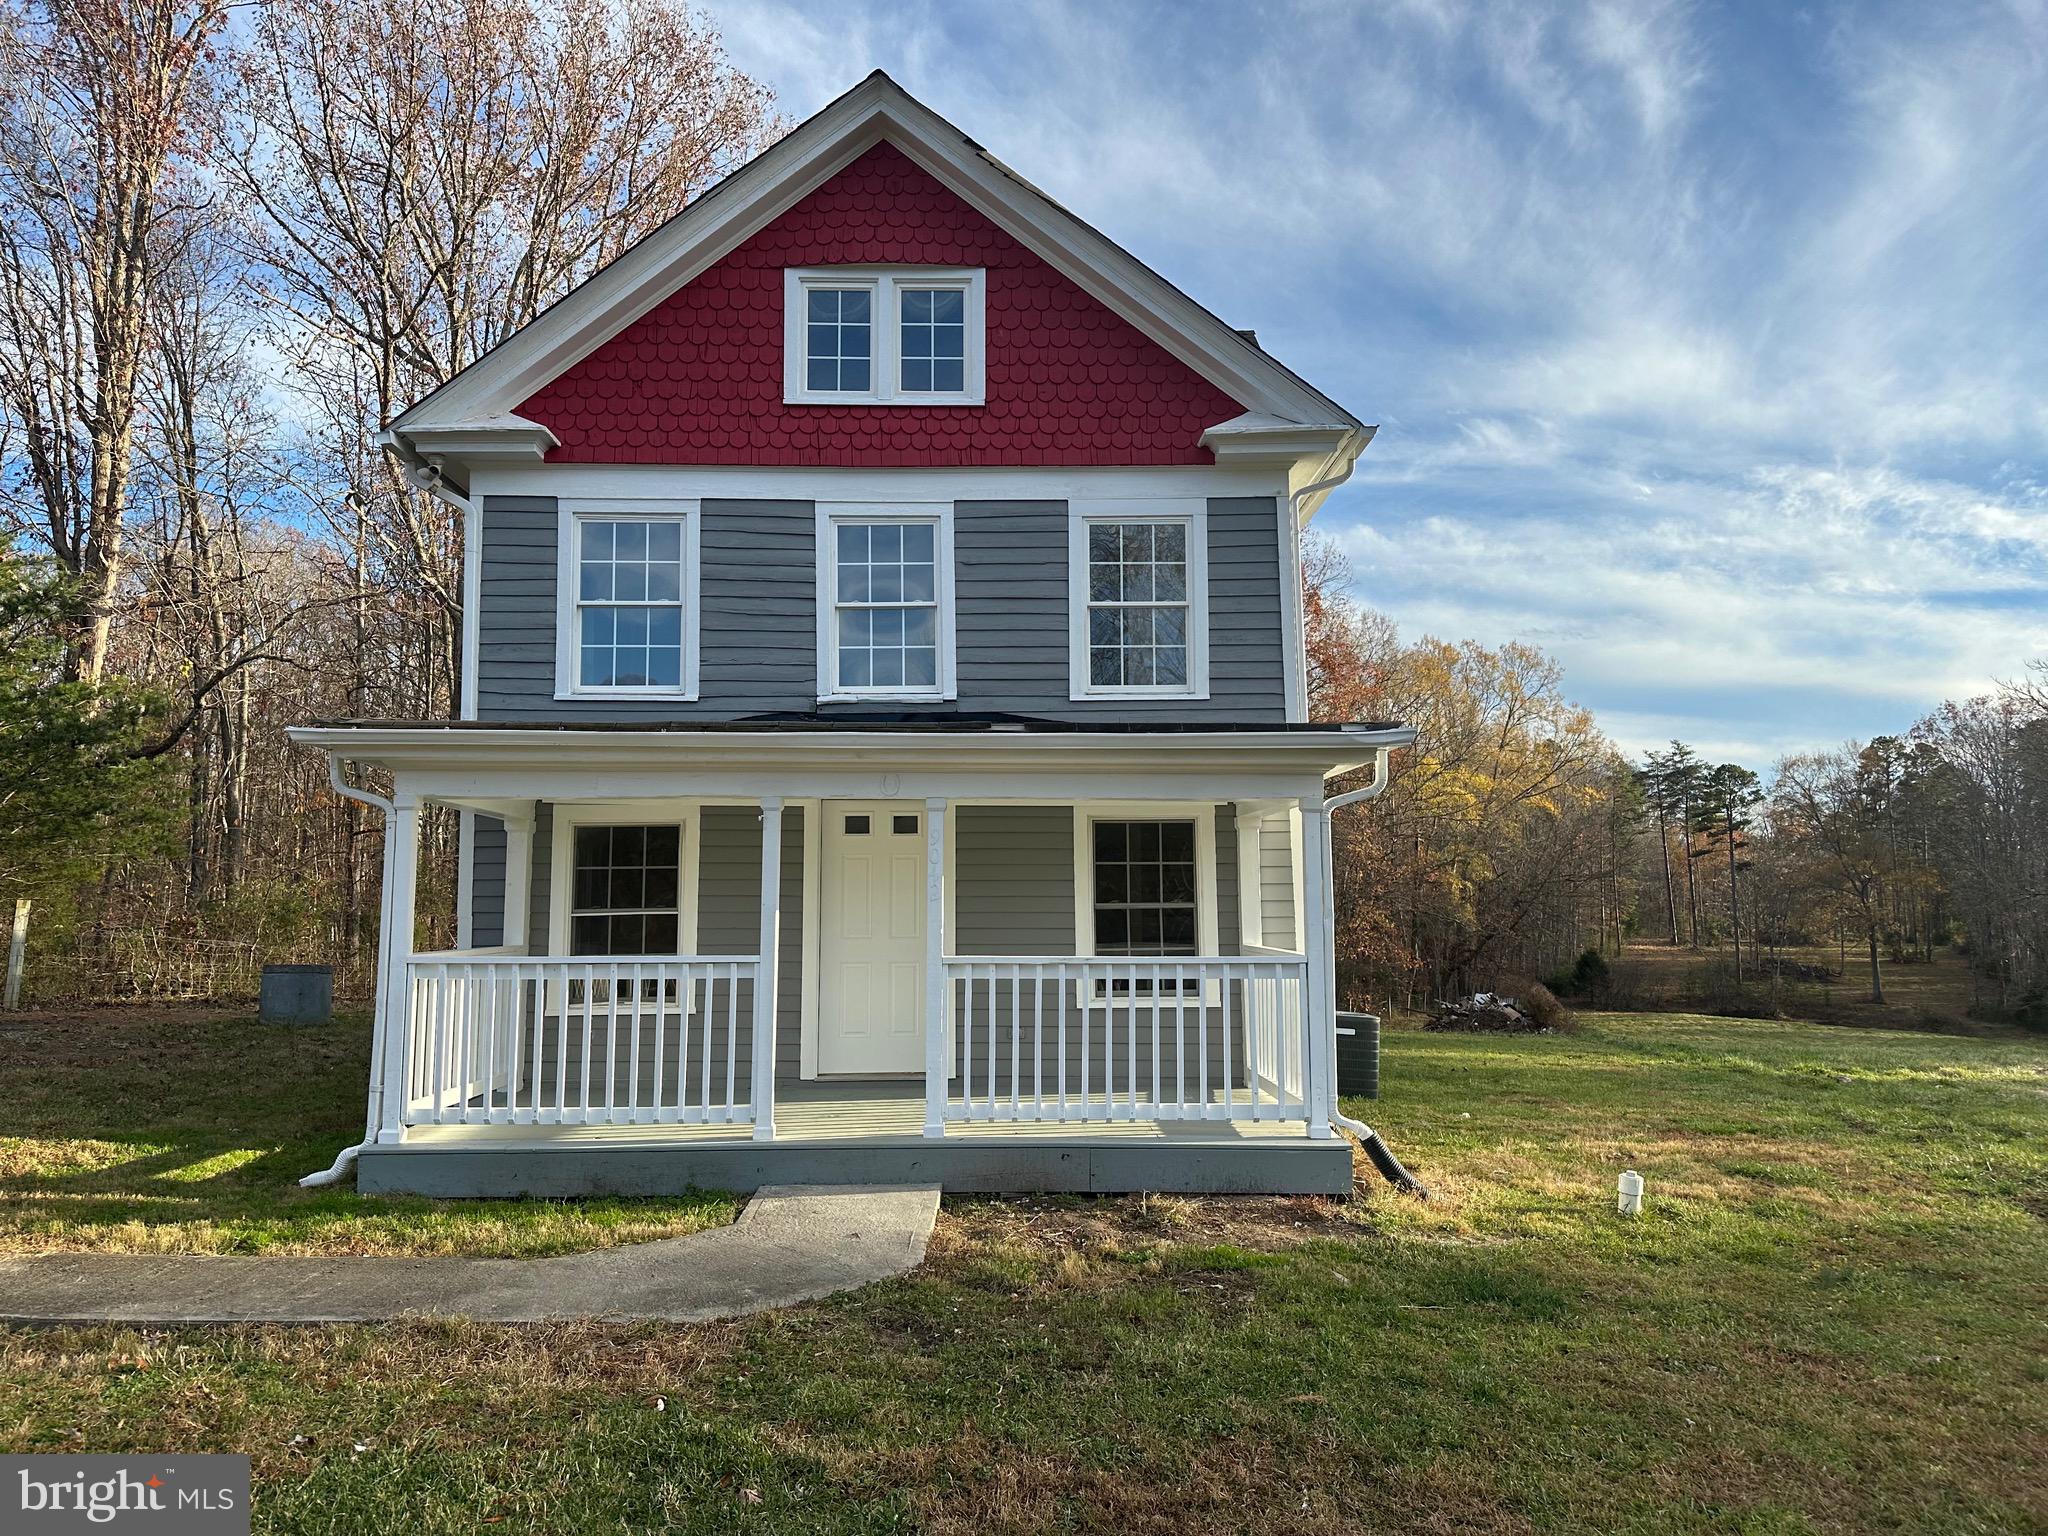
(820, 802, 927, 1075)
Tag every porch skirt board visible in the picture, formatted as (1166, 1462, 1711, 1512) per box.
(354, 1139, 1354, 1198)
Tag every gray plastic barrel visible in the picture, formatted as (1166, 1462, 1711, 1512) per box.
(1335, 1010, 1381, 1098)
(260, 964, 333, 1025)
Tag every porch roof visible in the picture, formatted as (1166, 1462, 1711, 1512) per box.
(287, 717, 1414, 805)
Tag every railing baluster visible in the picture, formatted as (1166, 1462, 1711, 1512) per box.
(429, 965, 447, 1124)
(480, 963, 498, 1124)
(962, 966, 976, 1122)
(1078, 964, 1090, 1116)
(1150, 961, 1162, 1118)
(1056, 964, 1068, 1119)
(1032, 965, 1044, 1120)
(1173, 963, 1187, 1117)
(698, 961, 713, 1122)
(983, 965, 997, 1116)
(1009, 962, 1020, 1120)
(724, 963, 739, 1121)
(1127, 959, 1139, 1121)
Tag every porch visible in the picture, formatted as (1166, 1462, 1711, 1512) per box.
(290, 720, 1406, 1195)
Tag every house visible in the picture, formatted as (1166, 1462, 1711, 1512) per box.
(287, 72, 1412, 1198)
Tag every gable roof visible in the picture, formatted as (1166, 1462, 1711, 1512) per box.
(390, 72, 1366, 484)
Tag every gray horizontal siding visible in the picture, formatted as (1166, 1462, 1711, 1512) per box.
(1259, 813, 1297, 951)
(474, 495, 1287, 722)
(469, 815, 507, 947)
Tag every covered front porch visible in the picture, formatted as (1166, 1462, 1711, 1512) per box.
(289, 720, 1407, 1194)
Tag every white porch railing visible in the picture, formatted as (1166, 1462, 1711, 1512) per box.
(938, 954, 1310, 1125)
(400, 954, 761, 1128)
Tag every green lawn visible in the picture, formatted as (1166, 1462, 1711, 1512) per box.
(0, 1008, 734, 1255)
(3, 1010, 2045, 1533)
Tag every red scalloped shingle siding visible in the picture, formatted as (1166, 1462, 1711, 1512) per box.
(516, 143, 1245, 465)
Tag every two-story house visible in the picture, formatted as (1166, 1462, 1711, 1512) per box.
(289, 73, 1412, 1198)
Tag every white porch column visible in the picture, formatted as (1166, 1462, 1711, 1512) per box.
(376, 791, 423, 1144)
(500, 807, 534, 950)
(752, 797, 784, 1142)
(922, 796, 948, 1138)
(1297, 795, 1335, 1140)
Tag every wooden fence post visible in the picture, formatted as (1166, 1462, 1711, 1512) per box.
(3, 898, 29, 1011)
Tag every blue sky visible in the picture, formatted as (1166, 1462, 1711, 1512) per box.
(716, 0, 2048, 767)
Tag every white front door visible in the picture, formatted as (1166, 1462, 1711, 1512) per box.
(819, 801, 928, 1075)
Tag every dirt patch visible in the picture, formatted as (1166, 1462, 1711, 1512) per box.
(933, 1189, 1375, 1261)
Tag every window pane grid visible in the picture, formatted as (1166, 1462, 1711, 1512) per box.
(1092, 820, 1200, 958)
(577, 518, 685, 690)
(1086, 520, 1190, 689)
(805, 286, 872, 393)
(569, 825, 682, 957)
(834, 519, 939, 691)
(899, 286, 966, 394)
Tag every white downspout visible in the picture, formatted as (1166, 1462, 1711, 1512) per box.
(299, 757, 398, 1188)
(1319, 749, 1428, 1195)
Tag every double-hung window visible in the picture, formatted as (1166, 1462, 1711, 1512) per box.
(569, 824, 682, 956)
(784, 269, 985, 404)
(1069, 502, 1209, 699)
(559, 818, 691, 1008)
(558, 502, 700, 699)
(818, 506, 954, 700)
(1091, 820, 1200, 957)
(1074, 805, 1220, 1002)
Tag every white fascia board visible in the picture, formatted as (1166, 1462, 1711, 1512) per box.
(388, 74, 1357, 442)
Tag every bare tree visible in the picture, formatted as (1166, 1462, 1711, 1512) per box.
(0, 0, 229, 682)
(223, 0, 777, 716)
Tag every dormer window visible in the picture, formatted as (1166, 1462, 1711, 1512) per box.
(783, 268, 985, 405)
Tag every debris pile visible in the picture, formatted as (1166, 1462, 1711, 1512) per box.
(1425, 992, 1552, 1033)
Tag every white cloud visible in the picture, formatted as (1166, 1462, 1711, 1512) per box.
(712, 0, 2048, 762)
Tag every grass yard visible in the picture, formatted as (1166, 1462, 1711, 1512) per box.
(3, 1006, 2046, 1532)
(0, 1008, 735, 1255)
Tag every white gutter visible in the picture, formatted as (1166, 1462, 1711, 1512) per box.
(299, 758, 399, 1188)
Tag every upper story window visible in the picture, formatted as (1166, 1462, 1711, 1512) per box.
(555, 501, 700, 700)
(1067, 501, 1210, 701)
(816, 504, 956, 702)
(783, 268, 985, 406)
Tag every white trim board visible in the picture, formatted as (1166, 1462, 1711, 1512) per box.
(543, 799, 704, 962)
(1066, 499, 1209, 703)
(553, 499, 702, 703)
(813, 502, 958, 703)
(468, 463, 1288, 504)
(783, 267, 986, 406)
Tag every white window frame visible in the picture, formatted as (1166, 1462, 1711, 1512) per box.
(783, 268, 986, 406)
(1071, 802, 1221, 1008)
(555, 500, 701, 701)
(546, 801, 704, 1013)
(1068, 500, 1210, 702)
(815, 502, 957, 703)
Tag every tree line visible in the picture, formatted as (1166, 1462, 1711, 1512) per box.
(0, 0, 778, 994)
(1308, 542, 2048, 1026)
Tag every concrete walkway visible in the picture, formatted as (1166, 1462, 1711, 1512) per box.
(0, 1184, 940, 1325)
